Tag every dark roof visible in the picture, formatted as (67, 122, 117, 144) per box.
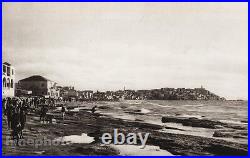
(20, 75, 51, 82)
(3, 62, 11, 66)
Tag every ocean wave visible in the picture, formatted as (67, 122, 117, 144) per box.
(178, 114, 204, 119)
(140, 108, 151, 114)
(219, 120, 248, 125)
(146, 102, 171, 108)
(182, 104, 204, 107)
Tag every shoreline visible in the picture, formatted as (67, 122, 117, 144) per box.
(2, 101, 248, 156)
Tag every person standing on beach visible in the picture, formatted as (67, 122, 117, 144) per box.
(6, 98, 12, 129)
(2, 98, 7, 114)
(20, 102, 27, 138)
(61, 105, 66, 121)
(40, 105, 48, 123)
(11, 99, 22, 145)
(34, 97, 38, 109)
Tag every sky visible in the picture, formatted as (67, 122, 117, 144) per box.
(2, 2, 248, 100)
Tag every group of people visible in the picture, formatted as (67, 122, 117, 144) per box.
(2, 96, 57, 145)
(2, 96, 97, 146)
(2, 97, 29, 145)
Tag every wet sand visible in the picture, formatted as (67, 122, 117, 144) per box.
(2, 101, 248, 156)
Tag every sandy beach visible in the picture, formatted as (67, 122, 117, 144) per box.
(2, 100, 248, 156)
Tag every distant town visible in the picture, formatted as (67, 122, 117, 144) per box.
(3, 62, 225, 101)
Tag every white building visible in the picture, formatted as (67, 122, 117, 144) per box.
(2, 62, 15, 97)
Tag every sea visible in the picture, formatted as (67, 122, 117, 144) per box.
(92, 100, 248, 145)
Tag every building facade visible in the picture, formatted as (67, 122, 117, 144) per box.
(78, 90, 93, 101)
(59, 86, 78, 100)
(18, 75, 59, 98)
(2, 62, 15, 97)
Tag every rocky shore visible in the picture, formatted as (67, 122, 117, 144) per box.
(162, 116, 248, 130)
(2, 102, 248, 156)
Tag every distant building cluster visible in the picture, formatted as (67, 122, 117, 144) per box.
(80, 87, 225, 101)
(122, 87, 225, 101)
(2, 62, 225, 101)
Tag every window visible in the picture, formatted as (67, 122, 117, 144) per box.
(7, 67, 10, 76)
(3, 78, 6, 88)
(10, 79, 13, 88)
(12, 69, 14, 75)
(41, 83, 45, 87)
(7, 78, 10, 88)
(3, 65, 6, 74)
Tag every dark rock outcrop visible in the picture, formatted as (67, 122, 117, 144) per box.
(162, 116, 225, 129)
(205, 143, 248, 156)
(213, 130, 248, 139)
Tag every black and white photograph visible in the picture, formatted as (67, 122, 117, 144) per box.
(2, 2, 248, 156)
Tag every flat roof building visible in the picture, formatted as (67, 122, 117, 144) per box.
(18, 75, 59, 98)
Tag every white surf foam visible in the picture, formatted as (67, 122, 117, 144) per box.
(140, 108, 151, 114)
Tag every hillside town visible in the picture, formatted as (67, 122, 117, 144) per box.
(2, 3, 247, 156)
(3, 62, 225, 101)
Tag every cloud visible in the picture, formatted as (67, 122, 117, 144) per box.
(2, 2, 248, 100)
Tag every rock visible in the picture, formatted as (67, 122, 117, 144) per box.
(224, 124, 247, 130)
(162, 116, 225, 129)
(213, 130, 233, 138)
(241, 120, 248, 123)
(213, 130, 247, 139)
(98, 105, 111, 110)
(205, 143, 248, 156)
